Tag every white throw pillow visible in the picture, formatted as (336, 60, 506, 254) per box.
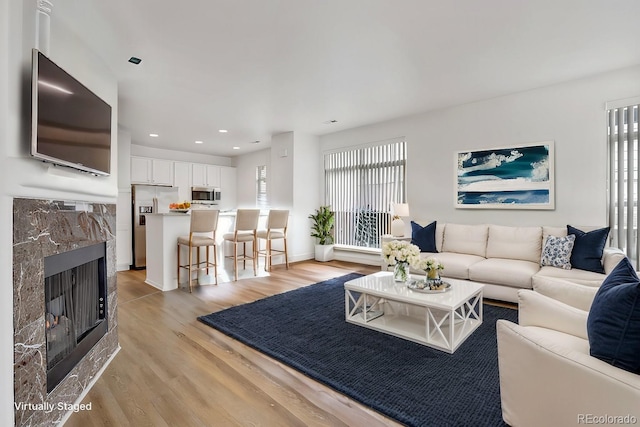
(540, 235, 575, 270)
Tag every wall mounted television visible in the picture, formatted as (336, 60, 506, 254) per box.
(31, 49, 112, 176)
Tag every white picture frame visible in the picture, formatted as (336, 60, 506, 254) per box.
(455, 141, 555, 210)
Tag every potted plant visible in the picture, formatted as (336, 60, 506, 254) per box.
(309, 205, 335, 262)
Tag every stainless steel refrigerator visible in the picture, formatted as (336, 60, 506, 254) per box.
(131, 184, 179, 269)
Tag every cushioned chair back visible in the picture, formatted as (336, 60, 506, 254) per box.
(190, 210, 219, 234)
(235, 209, 260, 231)
(267, 209, 289, 230)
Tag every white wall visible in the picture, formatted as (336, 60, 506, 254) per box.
(0, 0, 12, 423)
(234, 148, 270, 208)
(131, 144, 232, 167)
(270, 132, 294, 208)
(1, 2, 119, 423)
(321, 65, 640, 228)
(290, 132, 320, 261)
(117, 128, 132, 270)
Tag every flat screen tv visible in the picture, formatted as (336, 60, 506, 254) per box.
(31, 49, 112, 176)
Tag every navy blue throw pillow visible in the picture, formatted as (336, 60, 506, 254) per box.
(411, 221, 438, 253)
(567, 225, 610, 273)
(587, 257, 640, 374)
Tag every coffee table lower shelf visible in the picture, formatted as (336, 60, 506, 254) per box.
(345, 283, 483, 354)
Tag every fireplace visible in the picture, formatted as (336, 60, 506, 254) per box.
(44, 243, 108, 392)
(13, 198, 118, 426)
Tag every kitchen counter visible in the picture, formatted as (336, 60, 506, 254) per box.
(144, 211, 268, 291)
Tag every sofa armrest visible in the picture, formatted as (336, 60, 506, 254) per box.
(497, 320, 640, 427)
(603, 247, 626, 274)
(517, 289, 588, 340)
(532, 276, 598, 311)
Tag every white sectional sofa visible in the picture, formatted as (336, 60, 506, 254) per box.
(410, 222, 625, 303)
(497, 283, 640, 426)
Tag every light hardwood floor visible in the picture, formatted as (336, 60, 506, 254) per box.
(65, 260, 402, 427)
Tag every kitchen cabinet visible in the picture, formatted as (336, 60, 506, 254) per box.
(173, 162, 191, 202)
(192, 163, 220, 187)
(131, 156, 173, 185)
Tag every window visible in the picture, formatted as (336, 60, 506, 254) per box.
(608, 101, 640, 267)
(256, 165, 267, 208)
(324, 139, 407, 248)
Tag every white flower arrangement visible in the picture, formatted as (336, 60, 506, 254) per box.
(382, 240, 420, 266)
(412, 256, 444, 272)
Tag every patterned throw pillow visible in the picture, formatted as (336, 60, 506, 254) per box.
(540, 235, 576, 269)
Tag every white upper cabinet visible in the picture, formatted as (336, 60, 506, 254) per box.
(191, 163, 207, 187)
(192, 163, 220, 187)
(131, 157, 173, 185)
(130, 157, 151, 184)
(206, 165, 221, 187)
(173, 162, 191, 201)
(151, 159, 173, 185)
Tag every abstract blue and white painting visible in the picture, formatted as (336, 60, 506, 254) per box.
(456, 142, 554, 209)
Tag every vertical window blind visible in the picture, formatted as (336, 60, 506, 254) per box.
(608, 102, 639, 267)
(324, 140, 407, 248)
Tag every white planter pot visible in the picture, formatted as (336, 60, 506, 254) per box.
(315, 244, 334, 262)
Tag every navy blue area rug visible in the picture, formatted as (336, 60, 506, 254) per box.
(198, 273, 517, 426)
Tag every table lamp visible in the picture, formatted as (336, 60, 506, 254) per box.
(391, 203, 410, 237)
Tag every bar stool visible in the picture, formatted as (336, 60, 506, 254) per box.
(223, 209, 260, 281)
(177, 210, 219, 292)
(257, 209, 289, 271)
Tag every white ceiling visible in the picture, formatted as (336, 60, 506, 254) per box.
(55, 0, 640, 157)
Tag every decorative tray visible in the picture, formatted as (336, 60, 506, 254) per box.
(169, 208, 190, 213)
(407, 280, 451, 293)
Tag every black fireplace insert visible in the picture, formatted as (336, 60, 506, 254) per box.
(44, 242, 108, 393)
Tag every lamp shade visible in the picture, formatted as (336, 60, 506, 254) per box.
(392, 203, 410, 217)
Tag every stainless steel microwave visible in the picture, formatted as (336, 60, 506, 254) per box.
(191, 186, 221, 203)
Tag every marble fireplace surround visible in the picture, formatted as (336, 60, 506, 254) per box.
(13, 198, 119, 426)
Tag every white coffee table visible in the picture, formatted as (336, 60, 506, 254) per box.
(344, 272, 484, 353)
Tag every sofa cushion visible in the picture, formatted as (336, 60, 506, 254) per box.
(532, 276, 598, 312)
(469, 258, 540, 289)
(535, 266, 605, 286)
(486, 225, 542, 263)
(543, 226, 567, 239)
(540, 235, 575, 270)
(442, 223, 488, 257)
(411, 221, 438, 253)
(421, 252, 484, 280)
(587, 257, 640, 374)
(518, 290, 589, 340)
(567, 225, 610, 274)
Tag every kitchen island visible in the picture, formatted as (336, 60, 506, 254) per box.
(145, 211, 268, 291)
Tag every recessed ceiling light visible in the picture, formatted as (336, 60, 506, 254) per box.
(232, 146, 240, 150)
(219, 129, 228, 133)
(323, 119, 338, 124)
(251, 140, 260, 144)
(128, 57, 142, 65)
(149, 133, 159, 137)
(195, 140, 204, 144)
